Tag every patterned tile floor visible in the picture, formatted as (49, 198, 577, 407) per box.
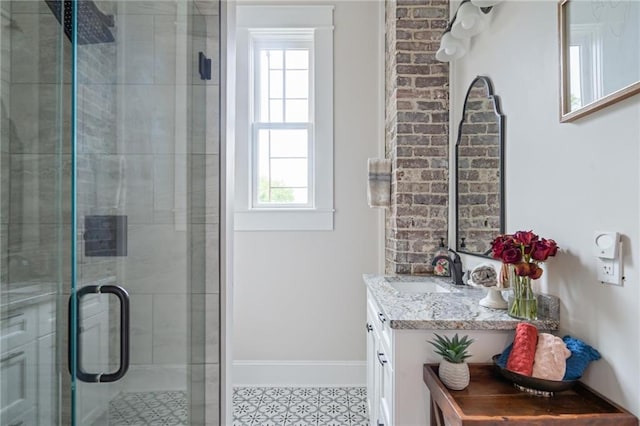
(108, 390, 188, 425)
(105, 387, 368, 425)
(233, 387, 369, 426)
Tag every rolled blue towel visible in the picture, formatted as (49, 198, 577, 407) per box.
(496, 343, 512, 369)
(562, 335, 601, 380)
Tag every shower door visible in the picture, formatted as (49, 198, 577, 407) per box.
(71, 0, 219, 424)
(1, 0, 220, 425)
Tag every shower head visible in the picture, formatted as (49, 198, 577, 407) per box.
(44, 0, 115, 45)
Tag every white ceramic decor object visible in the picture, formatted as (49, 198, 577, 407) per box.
(478, 286, 508, 309)
(439, 359, 470, 390)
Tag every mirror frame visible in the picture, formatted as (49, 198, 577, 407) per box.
(455, 75, 505, 258)
(559, 0, 640, 123)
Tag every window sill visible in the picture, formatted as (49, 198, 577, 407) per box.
(234, 208, 334, 231)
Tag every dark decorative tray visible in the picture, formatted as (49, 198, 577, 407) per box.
(492, 354, 578, 393)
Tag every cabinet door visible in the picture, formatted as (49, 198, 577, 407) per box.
(374, 337, 393, 426)
(1, 308, 37, 352)
(366, 310, 377, 423)
(373, 337, 381, 426)
(37, 333, 56, 426)
(379, 351, 393, 426)
(0, 341, 37, 424)
(1, 408, 36, 426)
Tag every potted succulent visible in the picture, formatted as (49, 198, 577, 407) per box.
(428, 333, 474, 390)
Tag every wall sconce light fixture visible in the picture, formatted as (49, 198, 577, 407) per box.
(436, 0, 502, 63)
(450, 1, 488, 38)
(470, 0, 503, 8)
(435, 32, 470, 62)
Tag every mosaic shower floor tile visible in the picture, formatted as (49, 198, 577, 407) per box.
(108, 390, 187, 425)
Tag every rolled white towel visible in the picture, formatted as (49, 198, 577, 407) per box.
(531, 333, 571, 381)
(469, 263, 497, 287)
(367, 158, 391, 208)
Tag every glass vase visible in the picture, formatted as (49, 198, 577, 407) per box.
(505, 264, 538, 320)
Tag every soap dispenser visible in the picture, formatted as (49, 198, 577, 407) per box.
(432, 238, 451, 277)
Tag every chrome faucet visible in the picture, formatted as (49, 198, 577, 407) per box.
(431, 248, 465, 285)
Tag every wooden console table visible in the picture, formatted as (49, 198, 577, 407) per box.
(423, 363, 638, 426)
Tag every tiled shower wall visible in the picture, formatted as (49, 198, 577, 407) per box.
(0, 2, 6, 284)
(1, 3, 72, 424)
(385, 0, 450, 274)
(1, 0, 12, 286)
(5, 0, 72, 288)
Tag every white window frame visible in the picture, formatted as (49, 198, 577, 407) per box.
(235, 5, 334, 231)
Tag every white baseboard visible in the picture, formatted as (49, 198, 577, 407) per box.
(232, 360, 367, 387)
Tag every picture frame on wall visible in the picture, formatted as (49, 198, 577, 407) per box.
(559, 0, 640, 122)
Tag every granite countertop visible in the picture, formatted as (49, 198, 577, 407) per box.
(363, 274, 559, 330)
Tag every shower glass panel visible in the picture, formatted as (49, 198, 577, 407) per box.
(0, 0, 66, 425)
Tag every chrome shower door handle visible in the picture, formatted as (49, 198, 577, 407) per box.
(68, 284, 130, 383)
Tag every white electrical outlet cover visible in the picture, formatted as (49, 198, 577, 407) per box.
(594, 232, 619, 259)
(597, 257, 622, 285)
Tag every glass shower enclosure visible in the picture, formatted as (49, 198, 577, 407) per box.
(0, 0, 221, 424)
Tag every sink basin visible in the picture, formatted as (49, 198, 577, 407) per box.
(387, 280, 452, 294)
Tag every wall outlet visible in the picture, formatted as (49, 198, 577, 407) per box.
(597, 255, 622, 285)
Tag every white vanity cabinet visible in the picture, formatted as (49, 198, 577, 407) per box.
(366, 296, 394, 426)
(1, 296, 55, 426)
(1, 307, 38, 426)
(364, 282, 559, 426)
(1, 282, 112, 425)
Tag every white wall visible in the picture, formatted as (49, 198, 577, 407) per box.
(453, 1, 640, 415)
(233, 0, 382, 381)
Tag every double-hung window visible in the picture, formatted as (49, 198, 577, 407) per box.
(235, 6, 334, 231)
(252, 35, 313, 207)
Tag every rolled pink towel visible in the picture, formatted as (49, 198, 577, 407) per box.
(506, 323, 538, 376)
(532, 333, 571, 381)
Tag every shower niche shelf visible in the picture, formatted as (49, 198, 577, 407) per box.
(84, 215, 128, 257)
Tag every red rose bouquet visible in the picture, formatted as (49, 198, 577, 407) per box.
(491, 231, 558, 319)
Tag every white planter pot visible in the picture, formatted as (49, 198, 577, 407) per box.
(438, 359, 470, 390)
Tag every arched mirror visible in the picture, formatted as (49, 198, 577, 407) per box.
(455, 76, 504, 257)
